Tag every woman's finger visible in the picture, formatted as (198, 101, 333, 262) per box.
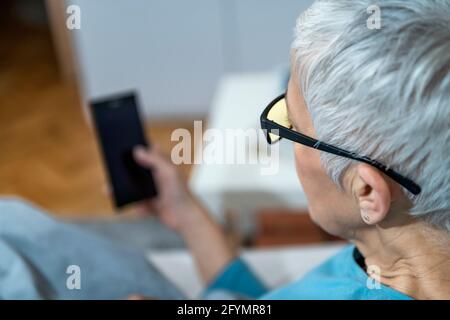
(133, 146, 160, 167)
(133, 146, 173, 174)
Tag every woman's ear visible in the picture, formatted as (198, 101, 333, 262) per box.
(353, 164, 392, 225)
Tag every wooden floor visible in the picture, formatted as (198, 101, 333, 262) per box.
(0, 24, 195, 218)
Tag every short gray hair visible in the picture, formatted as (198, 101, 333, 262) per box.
(292, 0, 450, 230)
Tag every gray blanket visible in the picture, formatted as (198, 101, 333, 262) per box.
(0, 198, 185, 300)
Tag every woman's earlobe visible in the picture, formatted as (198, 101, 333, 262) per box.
(360, 205, 370, 224)
(355, 164, 392, 225)
(360, 204, 380, 225)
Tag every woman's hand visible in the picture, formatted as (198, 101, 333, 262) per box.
(133, 145, 199, 233)
(133, 145, 234, 283)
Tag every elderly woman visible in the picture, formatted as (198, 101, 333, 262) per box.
(133, 0, 450, 300)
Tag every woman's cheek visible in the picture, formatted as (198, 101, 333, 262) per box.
(294, 145, 320, 185)
(294, 145, 318, 195)
(294, 145, 335, 211)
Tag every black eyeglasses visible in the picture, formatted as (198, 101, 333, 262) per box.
(260, 93, 421, 195)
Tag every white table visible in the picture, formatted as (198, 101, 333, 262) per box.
(190, 71, 309, 234)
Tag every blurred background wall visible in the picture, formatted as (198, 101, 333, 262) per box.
(66, 0, 312, 119)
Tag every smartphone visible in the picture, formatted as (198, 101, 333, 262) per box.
(90, 92, 157, 208)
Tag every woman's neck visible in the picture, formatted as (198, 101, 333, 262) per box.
(353, 219, 450, 300)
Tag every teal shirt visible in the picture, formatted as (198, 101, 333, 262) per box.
(206, 245, 412, 300)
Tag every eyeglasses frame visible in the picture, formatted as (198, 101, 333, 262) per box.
(260, 93, 421, 195)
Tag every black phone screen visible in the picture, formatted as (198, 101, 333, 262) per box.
(90, 92, 157, 208)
